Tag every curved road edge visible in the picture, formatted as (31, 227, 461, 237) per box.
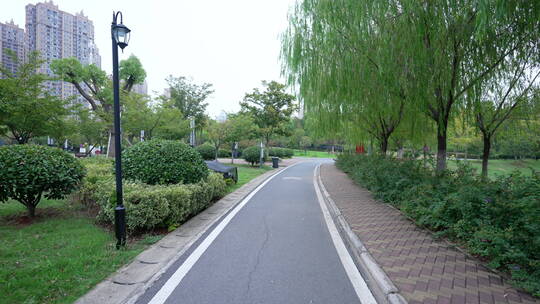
(315, 163, 408, 304)
(76, 162, 304, 304)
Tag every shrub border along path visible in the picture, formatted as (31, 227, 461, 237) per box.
(76, 160, 303, 304)
(319, 163, 537, 304)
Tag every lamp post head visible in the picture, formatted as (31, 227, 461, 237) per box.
(112, 23, 130, 50)
(112, 11, 130, 50)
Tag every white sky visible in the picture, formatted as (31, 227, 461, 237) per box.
(2, 0, 296, 117)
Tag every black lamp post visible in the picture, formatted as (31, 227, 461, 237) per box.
(111, 11, 130, 249)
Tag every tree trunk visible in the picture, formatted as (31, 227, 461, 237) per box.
(27, 204, 36, 217)
(481, 134, 492, 179)
(107, 129, 115, 158)
(436, 128, 448, 174)
(380, 135, 389, 155)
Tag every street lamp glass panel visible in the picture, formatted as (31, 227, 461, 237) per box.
(113, 24, 131, 49)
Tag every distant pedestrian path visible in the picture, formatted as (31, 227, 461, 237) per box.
(320, 163, 538, 304)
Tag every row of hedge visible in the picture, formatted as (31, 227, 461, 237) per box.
(195, 143, 231, 160)
(268, 147, 294, 159)
(195, 143, 294, 163)
(336, 154, 540, 296)
(78, 155, 226, 233)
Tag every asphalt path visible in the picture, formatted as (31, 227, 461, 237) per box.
(136, 160, 374, 304)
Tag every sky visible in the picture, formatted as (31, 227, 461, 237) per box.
(2, 0, 297, 117)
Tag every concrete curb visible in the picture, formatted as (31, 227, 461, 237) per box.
(315, 165, 408, 304)
(75, 164, 296, 304)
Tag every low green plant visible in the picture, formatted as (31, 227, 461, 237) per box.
(0, 145, 85, 217)
(336, 154, 540, 296)
(218, 149, 231, 158)
(269, 147, 294, 158)
(94, 173, 226, 233)
(122, 139, 208, 185)
(243, 146, 266, 166)
(196, 143, 216, 160)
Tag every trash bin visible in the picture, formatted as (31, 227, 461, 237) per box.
(271, 157, 279, 168)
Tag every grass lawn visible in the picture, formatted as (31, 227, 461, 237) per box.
(0, 199, 162, 304)
(226, 164, 274, 194)
(293, 149, 338, 158)
(447, 158, 540, 178)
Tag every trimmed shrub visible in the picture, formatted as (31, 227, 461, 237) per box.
(218, 149, 231, 158)
(75, 157, 114, 207)
(95, 173, 227, 233)
(269, 147, 294, 158)
(196, 143, 216, 160)
(243, 146, 266, 166)
(336, 154, 540, 296)
(122, 139, 208, 185)
(0, 145, 85, 216)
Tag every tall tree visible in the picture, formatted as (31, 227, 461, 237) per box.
(282, 0, 421, 155)
(165, 75, 213, 129)
(283, 0, 539, 173)
(120, 55, 147, 92)
(122, 94, 187, 143)
(0, 51, 68, 144)
(51, 55, 146, 157)
(240, 81, 296, 147)
(470, 55, 540, 178)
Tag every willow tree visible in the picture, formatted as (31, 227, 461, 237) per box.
(282, 0, 425, 155)
(283, 0, 539, 173)
(469, 54, 539, 178)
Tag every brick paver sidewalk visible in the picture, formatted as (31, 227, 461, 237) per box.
(320, 163, 538, 304)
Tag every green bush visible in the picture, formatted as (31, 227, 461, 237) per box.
(218, 149, 231, 158)
(243, 146, 266, 166)
(269, 147, 294, 158)
(94, 173, 226, 233)
(336, 154, 540, 296)
(122, 139, 208, 185)
(196, 143, 216, 160)
(0, 145, 85, 216)
(75, 157, 114, 207)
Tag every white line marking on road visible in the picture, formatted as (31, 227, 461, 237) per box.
(147, 163, 302, 304)
(282, 176, 302, 180)
(313, 165, 377, 304)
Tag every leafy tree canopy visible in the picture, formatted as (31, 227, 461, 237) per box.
(240, 81, 296, 146)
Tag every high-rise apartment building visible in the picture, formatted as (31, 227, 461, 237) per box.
(0, 20, 25, 76)
(132, 80, 148, 95)
(25, 1, 101, 101)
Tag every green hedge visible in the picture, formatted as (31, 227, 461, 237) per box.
(269, 147, 294, 158)
(196, 143, 216, 160)
(122, 139, 208, 185)
(88, 172, 226, 233)
(75, 157, 226, 234)
(218, 149, 231, 158)
(243, 146, 266, 166)
(336, 154, 540, 296)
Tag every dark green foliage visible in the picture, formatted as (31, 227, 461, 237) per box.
(218, 149, 231, 158)
(92, 173, 226, 233)
(337, 154, 540, 296)
(0, 145, 85, 216)
(122, 139, 208, 185)
(196, 143, 216, 160)
(269, 147, 294, 158)
(243, 146, 266, 166)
